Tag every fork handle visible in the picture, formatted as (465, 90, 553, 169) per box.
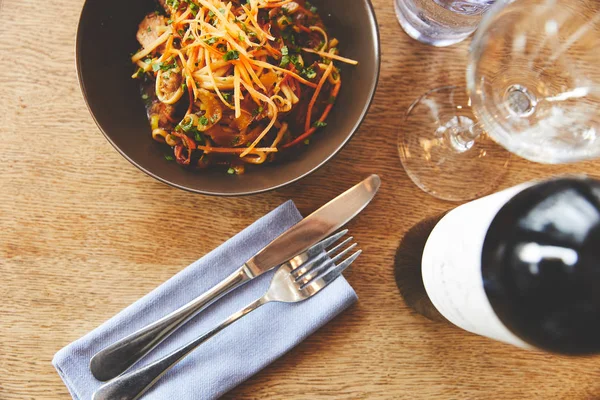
(93, 297, 268, 400)
(90, 265, 254, 382)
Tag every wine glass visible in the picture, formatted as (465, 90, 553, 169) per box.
(398, 0, 600, 201)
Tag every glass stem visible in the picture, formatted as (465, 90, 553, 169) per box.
(448, 120, 485, 153)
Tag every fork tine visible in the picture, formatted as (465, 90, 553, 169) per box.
(330, 243, 358, 264)
(297, 243, 358, 284)
(291, 252, 329, 279)
(289, 230, 348, 278)
(301, 250, 361, 290)
(307, 229, 348, 253)
(326, 236, 353, 257)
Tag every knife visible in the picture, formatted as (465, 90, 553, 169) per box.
(90, 174, 380, 381)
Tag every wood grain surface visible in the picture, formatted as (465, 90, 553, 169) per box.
(1, 0, 599, 399)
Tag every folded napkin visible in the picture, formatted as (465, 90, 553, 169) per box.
(53, 200, 357, 400)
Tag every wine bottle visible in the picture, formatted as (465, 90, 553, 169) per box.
(395, 176, 600, 355)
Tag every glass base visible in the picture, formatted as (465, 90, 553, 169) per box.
(394, 0, 475, 47)
(398, 86, 510, 202)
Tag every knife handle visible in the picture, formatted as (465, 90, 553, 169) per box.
(89, 265, 253, 382)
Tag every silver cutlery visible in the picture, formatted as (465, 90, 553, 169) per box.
(93, 238, 362, 400)
(90, 175, 380, 381)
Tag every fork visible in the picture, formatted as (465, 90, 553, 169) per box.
(90, 230, 350, 381)
(93, 239, 361, 400)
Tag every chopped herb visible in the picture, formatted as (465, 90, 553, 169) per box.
(231, 136, 241, 145)
(281, 28, 296, 46)
(165, 154, 175, 161)
(204, 37, 217, 45)
(303, 66, 316, 79)
(281, 46, 289, 56)
(223, 50, 240, 61)
(210, 114, 220, 123)
(152, 59, 177, 72)
(227, 167, 235, 175)
(238, 32, 245, 42)
(279, 55, 290, 67)
(252, 106, 264, 116)
(133, 67, 145, 78)
(304, 139, 310, 145)
(241, 22, 256, 38)
(147, 26, 152, 33)
(141, 93, 149, 100)
(180, 116, 195, 132)
(222, 92, 231, 101)
(313, 121, 328, 128)
(199, 115, 209, 126)
(305, 1, 318, 13)
(208, 10, 215, 17)
(166, 0, 180, 9)
(194, 132, 204, 143)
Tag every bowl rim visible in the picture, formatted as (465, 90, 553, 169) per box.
(75, 0, 381, 196)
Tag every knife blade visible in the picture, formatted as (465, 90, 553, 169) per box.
(90, 174, 380, 381)
(245, 174, 380, 275)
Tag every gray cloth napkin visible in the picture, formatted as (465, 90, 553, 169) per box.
(53, 200, 357, 400)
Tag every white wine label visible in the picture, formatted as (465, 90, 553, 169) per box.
(421, 183, 535, 349)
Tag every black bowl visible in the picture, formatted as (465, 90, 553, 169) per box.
(76, 0, 380, 196)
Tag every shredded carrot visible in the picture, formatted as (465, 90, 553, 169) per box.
(297, 24, 311, 33)
(233, 65, 242, 118)
(198, 146, 278, 154)
(132, 0, 356, 171)
(239, 80, 278, 157)
(251, 60, 317, 88)
(305, 62, 334, 132)
(132, 29, 172, 62)
(259, 0, 294, 8)
(302, 48, 359, 65)
(204, 48, 234, 109)
(283, 81, 341, 149)
(240, 56, 266, 91)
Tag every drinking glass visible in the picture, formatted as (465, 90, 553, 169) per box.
(398, 0, 600, 201)
(395, 0, 496, 47)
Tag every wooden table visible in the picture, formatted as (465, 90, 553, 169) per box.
(2, 0, 599, 398)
